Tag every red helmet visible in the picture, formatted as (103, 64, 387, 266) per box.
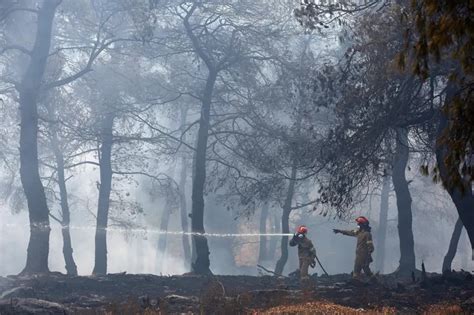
(296, 225, 308, 234)
(355, 216, 369, 225)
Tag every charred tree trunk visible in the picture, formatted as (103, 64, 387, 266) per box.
(157, 195, 172, 266)
(49, 119, 78, 276)
(274, 105, 302, 275)
(462, 231, 470, 270)
(274, 163, 297, 275)
(392, 128, 416, 275)
(267, 211, 279, 261)
(436, 127, 474, 260)
(57, 159, 77, 276)
(258, 203, 269, 263)
(179, 160, 191, 266)
(179, 107, 191, 267)
(436, 82, 474, 261)
(375, 174, 390, 273)
(135, 215, 145, 273)
(191, 70, 217, 275)
(45, 99, 78, 276)
(442, 218, 464, 273)
(92, 112, 114, 275)
(438, 147, 474, 261)
(18, 0, 61, 274)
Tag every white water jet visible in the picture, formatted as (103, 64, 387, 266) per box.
(1, 223, 293, 238)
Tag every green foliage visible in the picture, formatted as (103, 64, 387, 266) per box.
(308, 6, 433, 214)
(403, 0, 474, 189)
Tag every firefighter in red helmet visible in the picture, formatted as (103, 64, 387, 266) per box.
(290, 225, 316, 280)
(334, 216, 374, 278)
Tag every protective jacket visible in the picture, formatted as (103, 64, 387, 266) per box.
(289, 234, 316, 279)
(339, 229, 374, 255)
(339, 228, 374, 277)
(290, 235, 316, 259)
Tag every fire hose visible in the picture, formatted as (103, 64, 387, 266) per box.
(314, 254, 329, 276)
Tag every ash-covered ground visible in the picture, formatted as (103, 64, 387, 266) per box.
(0, 271, 472, 314)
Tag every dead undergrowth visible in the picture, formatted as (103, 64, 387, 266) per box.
(0, 271, 472, 314)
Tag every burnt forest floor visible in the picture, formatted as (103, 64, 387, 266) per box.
(0, 270, 473, 314)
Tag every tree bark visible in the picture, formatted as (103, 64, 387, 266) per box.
(442, 218, 464, 273)
(436, 132, 474, 260)
(462, 231, 470, 270)
(274, 163, 297, 275)
(179, 107, 191, 268)
(48, 109, 78, 276)
(135, 216, 144, 273)
(92, 112, 114, 275)
(375, 174, 390, 273)
(392, 128, 416, 275)
(437, 148, 474, 261)
(191, 70, 217, 275)
(18, 0, 61, 274)
(157, 193, 172, 267)
(258, 203, 269, 263)
(267, 210, 279, 261)
(435, 81, 474, 261)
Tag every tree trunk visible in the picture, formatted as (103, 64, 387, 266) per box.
(191, 71, 217, 275)
(179, 160, 191, 266)
(462, 231, 470, 270)
(51, 126, 78, 276)
(274, 163, 297, 275)
(18, 0, 61, 274)
(392, 128, 416, 275)
(267, 210, 279, 261)
(442, 218, 464, 273)
(157, 195, 172, 267)
(179, 107, 191, 268)
(375, 174, 390, 273)
(435, 81, 474, 261)
(258, 203, 269, 263)
(437, 151, 474, 261)
(92, 113, 114, 275)
(135, 215, 144, 273)
(45, 100, 78, 276)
